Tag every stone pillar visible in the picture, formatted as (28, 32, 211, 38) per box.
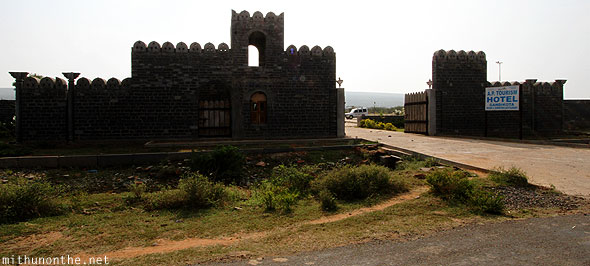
(525, 79, 537, 133)
(63, 72, 80, 142)
(336, 88, 345, 137)
(426, 88, 436, 136)
(9, 72, 28, 143)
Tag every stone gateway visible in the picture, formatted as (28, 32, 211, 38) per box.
(10, 10, 345, 142)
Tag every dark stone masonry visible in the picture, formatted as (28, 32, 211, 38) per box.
(430, 49, 567, 138)
(10, 10, 345, 142)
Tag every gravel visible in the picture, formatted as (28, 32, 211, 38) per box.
(490, 185, 583, 210)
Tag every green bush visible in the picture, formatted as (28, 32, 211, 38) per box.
(124, 182, 147, 205)
(144, 173, 226, 210)
(425, 157, 440, 167)
(359, 119, 398, 131)
(0, 142, 32, 157)
(0, 178, 65, 224)
(384, 123, 397, 131)
(313, 164, 409, 201)
(470, 190, 504, 214)
(426, 170, 504, 214)
(359, 119, 367, 128)
(269, 165, 314, 196)
(257, 181, 299, 213)
(490, 167, 529, 187)
(191, 145, 245, 184)
(426, 170, 473, 202)
(318, 189, 338, 212)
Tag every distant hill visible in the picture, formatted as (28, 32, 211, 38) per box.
(345, 91, 404, 108)
(0, 88, 14, 100)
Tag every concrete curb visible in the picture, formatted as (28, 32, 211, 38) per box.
(0, 144, 375, 169)
(380, 144, 491, 173)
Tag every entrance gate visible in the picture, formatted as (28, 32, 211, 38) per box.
(198, 99, 231, 137)
(404, 91, 428, 134)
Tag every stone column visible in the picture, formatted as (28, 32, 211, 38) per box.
(336, 88, 345, 138)
(525, 79, 538, 133)
(426, 89, 437, 136)
(63, 72, 80, 142)
(9, 72, 28, 143)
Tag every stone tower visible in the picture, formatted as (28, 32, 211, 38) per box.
(230, 10, 284, 67)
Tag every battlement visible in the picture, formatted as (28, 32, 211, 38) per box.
(21, 77, 67, 98)
(75, 77, 132, 92)
(487, 80, 566, 88)
(132, 41, 230, 54)
(231, 10, 284, 22)
(21, 76, 132, 92)
(284, 45, 335, 57)
(486, 80, 567, 95)
(433, 49, 486, 61)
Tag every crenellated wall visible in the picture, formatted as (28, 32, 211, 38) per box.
(485, 80, 565, 138)
(10, 10, 340, 142)
(130, 38, 337, 139)
(19, 77, 68, 141)
(432, 49, 488, 136)
(564, 100, 590, 130)
(431, 49, 565, 138)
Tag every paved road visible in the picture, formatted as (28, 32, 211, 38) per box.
(217, 214, 590, 266)
(346, 124, 590, 198)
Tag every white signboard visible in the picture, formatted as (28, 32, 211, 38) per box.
(485, 85, 519, 111)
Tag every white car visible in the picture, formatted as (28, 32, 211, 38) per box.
(345, 107, 368, 119)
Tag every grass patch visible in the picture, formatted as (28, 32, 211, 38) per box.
(426, 169, 504, 214)
(0, 178, 66, 224)
(253, 165, 314, 213)
(489, 166, 529, 187)
(312, 164, 409, 202)
(141, 173, 226, 210)
(1, 150, 578, 265)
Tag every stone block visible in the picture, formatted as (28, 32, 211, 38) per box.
(97, 154, 135, 167)
(58, 155, 98, 168)
(18, 156, 59, 168)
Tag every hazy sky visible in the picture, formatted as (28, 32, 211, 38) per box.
(1, 0, 589, 99)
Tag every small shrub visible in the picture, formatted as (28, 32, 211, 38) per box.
(426, 170, 504, 214)
(395, 155, 423, 170)
(470, 190, 504, 214)
(490, 167, 529, 187)
(364, 119, 376, 129)
(191, 145, 245, 184)
(257, 181, 299, 213)
(313, 164, 409, 201)
(144, 189, 186, 210)
(124, 182, 147, 205)
(426, 170, 473, 202)
(318, 189, 338, 212)
(269, 165, 314, 196)
(0, 178, 65, 224)
(144, 173, 226, 210)
(178, 173, 226, 208)
(384, 123, 397, 131)
(425, 157, 440, 167)
(359, 119, 398, 131)
(359, 119, 367, 128)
